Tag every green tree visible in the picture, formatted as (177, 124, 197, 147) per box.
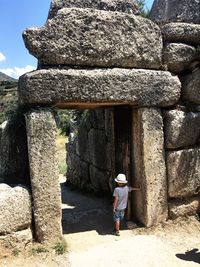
(135, 0, 150, 17)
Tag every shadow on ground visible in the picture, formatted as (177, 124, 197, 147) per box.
(60, 182, 128, 235)
(176, 249, 200, 264)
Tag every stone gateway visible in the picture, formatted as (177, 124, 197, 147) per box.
(1, 0, 200, 244)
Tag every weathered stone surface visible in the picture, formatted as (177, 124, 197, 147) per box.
(76, 124, 90, 163)
(88, 129, 110, 170)
(181, 68, 200, 104)
(0, 228, 32, 250)
(132, 108, 168, 227)
(66, 109, 113, 193)
(66, 146, 81, 187)
(163, 109, 200, 149)
(169, 197, 200, 219)
(66, 147, 90, 189)
(48, 0, 139, 19)
(23, 8, 162, 69)
(0, 184, 32, 234)
(163, 23, 200, 46)
(163, 43, 196, 73)
(19, 69, 181, 107)
(25, 109, 62, 243)
(167, 148, 200, 198)
(90, 165, 110, 192)
(0, 108, 30, 185)
(150, 0, 200, 24)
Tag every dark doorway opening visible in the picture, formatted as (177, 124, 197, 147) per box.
(114, 107, 134, 221)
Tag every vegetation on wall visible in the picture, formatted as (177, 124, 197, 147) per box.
(0, 79, 18, 125)
(135, 0, 150, 17)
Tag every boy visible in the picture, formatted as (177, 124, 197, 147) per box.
(113, 173, 140, 236)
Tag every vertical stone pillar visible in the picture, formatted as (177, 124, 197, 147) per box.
(25, 109, 62, 243)
(132, 108, 168, 227)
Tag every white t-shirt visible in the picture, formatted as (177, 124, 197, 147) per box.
(113, 185, 132, 210)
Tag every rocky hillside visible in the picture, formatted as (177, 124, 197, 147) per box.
(0, 72, 16, 82)
(0, 72, 18, 124)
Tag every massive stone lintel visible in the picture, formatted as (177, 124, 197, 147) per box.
(167, 148, 200, 198)
(163, 23, 200, 46)
(23, 8, 162, 69)
(48, 0, 139, 19)
(132, 108, 168, 227)
(163, 109, 200, 149)
(150, 0, 200, 25)
(25, 109, 62, 243)
(19, 68, 181, 107)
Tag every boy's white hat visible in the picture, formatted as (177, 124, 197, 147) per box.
(115, 173, 128, 184)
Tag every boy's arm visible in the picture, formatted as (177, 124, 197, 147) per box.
(113, 196, 118, 212)
(129, 185, 141, 191)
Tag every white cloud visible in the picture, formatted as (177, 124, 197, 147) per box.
(0, 65, 36, 79)
(0, 52, 6, 62)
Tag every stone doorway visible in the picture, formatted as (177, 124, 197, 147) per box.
(57, 108, 114, 235)
(59, 107, 141, 235)
(24, 106, 168, 242)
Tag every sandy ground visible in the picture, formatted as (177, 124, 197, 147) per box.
(1, 180, 200, 267)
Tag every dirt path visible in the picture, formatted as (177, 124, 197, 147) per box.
(61, 181, 200, 267)
(1, 180, 200, 267)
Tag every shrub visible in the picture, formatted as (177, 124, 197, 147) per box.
(53, 240, 67, 255)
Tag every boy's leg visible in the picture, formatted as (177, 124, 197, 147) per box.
(113, 210, 120, 235)
(115, 220, 120, 232)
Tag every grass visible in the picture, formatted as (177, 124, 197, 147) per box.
(53, 240, 67, 255)
(56, 130, 68, 175)
(31, 246, 49, 255)
(58, 160, 67, 175)
(12, 249, 20, 257)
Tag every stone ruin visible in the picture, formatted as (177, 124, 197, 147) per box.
(0, 0, 200, 245)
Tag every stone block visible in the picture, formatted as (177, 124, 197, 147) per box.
(163, 109, 200, 149)
(90, 109, 105, 130)
(76, 124, 90, 163)
(67, 151, 90, 189)
(0, 108, 30, 185)
(169, 197, 200, 219)
(163, 43, 196, 73)
(181, 68, 200, 104)
(19, 68, 181, 107)
(89, 165, 110, 193)
(163, 23, 200, 45)
(0, 228, 32, 251)
(23, 8, 162, 69)
(167, 148, 200, 198)
(25, 109, 62, 243)
(0, 184, 32, 234)
(132, 108, 168, 227)
(150, 0, 200, 24)
(48, 0, 139, 19)
(88, 129, 110, 170)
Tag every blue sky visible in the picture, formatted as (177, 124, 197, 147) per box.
(0, 0, 154, 79)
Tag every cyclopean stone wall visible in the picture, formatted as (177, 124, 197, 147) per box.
(150, 0, 200, 219)
(4, 0, 198, 241)
(66, 109, 114, 194)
